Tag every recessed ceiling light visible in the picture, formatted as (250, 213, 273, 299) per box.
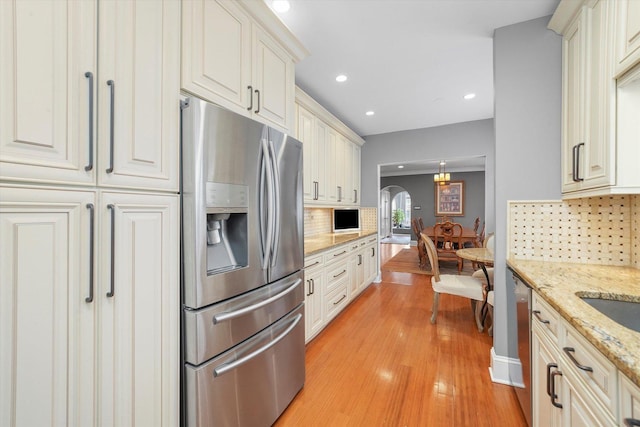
(365, 111, 375, 116)
(272, 0, 290, 13)
(398, 165, 404, 169)
(335, 74, 348, 83)
(464, 93, 476, 100)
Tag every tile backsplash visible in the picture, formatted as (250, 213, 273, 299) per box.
(508, 195, 639, 268)
(304, 207, 377, 237)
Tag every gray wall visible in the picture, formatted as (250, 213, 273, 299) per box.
(381, 171, 485, 239)
(493, 15, 561, 368)
(361, 119, 496, 233)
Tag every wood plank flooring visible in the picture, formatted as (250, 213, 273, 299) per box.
(275, 243, 526, 427)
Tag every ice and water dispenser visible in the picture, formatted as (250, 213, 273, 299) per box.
(205, 183, 248, 274)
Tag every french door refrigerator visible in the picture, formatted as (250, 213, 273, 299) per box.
(180, 97, 305, 427)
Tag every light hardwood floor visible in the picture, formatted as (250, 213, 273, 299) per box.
(275, 243, 527, 426)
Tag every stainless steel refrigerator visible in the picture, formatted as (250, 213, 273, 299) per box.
(180, 97, 305, 427)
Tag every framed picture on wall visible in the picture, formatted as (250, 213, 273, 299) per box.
(435, 181, 464, 216)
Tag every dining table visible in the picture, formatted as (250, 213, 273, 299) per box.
(421, 226, 479, 248)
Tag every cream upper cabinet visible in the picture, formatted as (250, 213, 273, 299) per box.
(182, 0, 307, 132)
(97, 0, 180, 192)
(0, 187, 96, 427)
(0, 0, 180, 192)
(351, 143, 361, 205)
(0, 0, 96, 186)
(614, 0, 640, 75)
(550, 0, 640, 198)
(295, 87, 365, 207)
(552, 0, 615, 195)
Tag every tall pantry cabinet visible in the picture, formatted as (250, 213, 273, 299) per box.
(0, 1, 180, 426)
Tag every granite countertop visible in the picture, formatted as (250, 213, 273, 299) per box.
(507, 259, 640, 387)
(304, 230, 378, 256)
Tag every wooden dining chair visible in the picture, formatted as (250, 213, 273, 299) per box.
(433, 221, 464, 273)
(464, 217, 481, 249)
(472, 232, 495, 334)
(421, 233, 485, 329)
(411, 218, 427, 267)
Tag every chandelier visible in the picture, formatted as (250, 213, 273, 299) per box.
(433, 161, 450, 185)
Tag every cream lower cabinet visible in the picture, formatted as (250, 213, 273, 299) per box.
(0, 0, 180, 192)
(531, 291, 640, 427)
(620, 372, 640, 426)
(303, 235, 378, 342)
(303, 254, 324, 342)
(0, 186, 179, 427)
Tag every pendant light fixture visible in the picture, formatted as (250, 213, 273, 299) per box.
(433, 161, 450, 185)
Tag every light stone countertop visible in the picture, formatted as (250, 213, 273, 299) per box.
(507, 259, 640, 387)
(304, 230, 378, 256)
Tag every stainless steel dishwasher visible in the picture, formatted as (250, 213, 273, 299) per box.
(512, 270, 532, 426)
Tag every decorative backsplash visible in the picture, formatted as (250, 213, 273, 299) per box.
(304, 208, 332, 237)
(304, 207, 378, 237)
(508, 196, 638, 267)
(360, 207, 377, 231)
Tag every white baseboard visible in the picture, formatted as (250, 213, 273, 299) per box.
(489, 347, 524, 387)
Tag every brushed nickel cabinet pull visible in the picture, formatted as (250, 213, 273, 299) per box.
(247, 85, 253, 111)
(532, 310, 550, 325)
(106, 204, 115, 297)
(106, 80, 115, 174)
(550, 370, 563, 408)
(333, 294, 346, 305)
(85, 203, 95, 303)
(333, 269, 346, 278)
(84, 72, 94, 172)
(254, 89, 260, 113)
(575, 142, 584, 181)
(563, 347, 593, 372)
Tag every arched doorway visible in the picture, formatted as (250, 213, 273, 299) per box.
(380, 185, 411, 244)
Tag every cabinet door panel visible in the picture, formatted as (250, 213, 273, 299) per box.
(0, 0, 96, 185)
(254, 27, 293, 129)
(616, 0, 640, 72)
(297, 105, 316, 201)
(0, 187, 95, 427)
(532, 326, 562, 427)
(99, 192, 179, 427)
(181, 0, 252, 112)
(98, 0, 180, 191)
(562, 15, 584, 192)
(583, 0, 614, 188)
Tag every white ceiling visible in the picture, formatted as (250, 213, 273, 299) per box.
(379, 155, 486, 177)
(271, 0, 560, 138)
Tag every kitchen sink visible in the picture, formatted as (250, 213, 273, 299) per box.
(580, 297, 640, 333)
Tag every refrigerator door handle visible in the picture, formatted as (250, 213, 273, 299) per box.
(259, 137, 274, 270)
(213, 313, 302, 377)
(212, 278, 302, 324)
(268, 139, 280, 268)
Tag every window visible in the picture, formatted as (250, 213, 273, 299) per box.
(391, 191, 411, 228)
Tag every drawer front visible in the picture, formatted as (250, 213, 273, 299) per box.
(325, 283, 348, 321)
(304, 254, 323, 271)
(532, 292, 561, 344)
(326, 260, 349, 293)
(324, 244, 350, 264)
(562, 323, 618, 418)
(185, 305, 305, 427)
